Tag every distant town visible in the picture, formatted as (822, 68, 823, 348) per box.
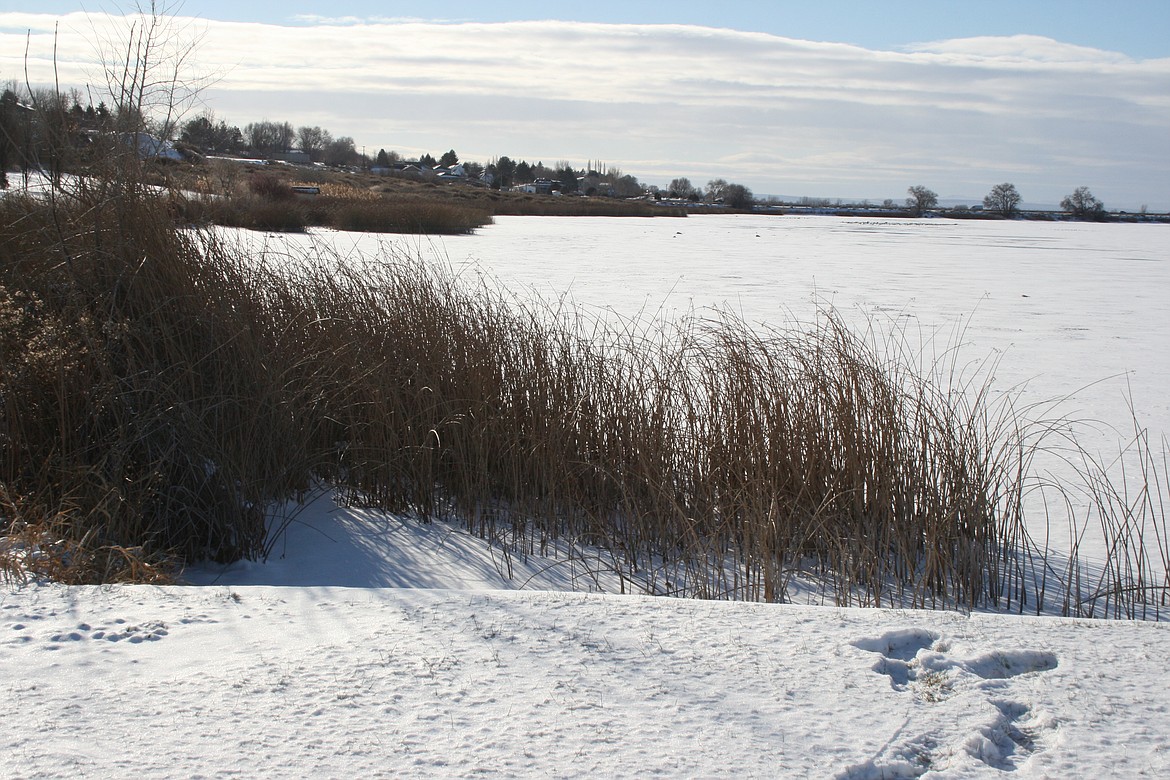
(2, 90, 1167, 223)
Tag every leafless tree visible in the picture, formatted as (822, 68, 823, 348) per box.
(983, 182, 1022, 217)
(668, 177, 696, 198)
(323, 135, 359, 167)
(93, 1, 213, 141)
(612, 174, 643, 198)
(724, 183, 754, 210)
(906, 185, 938, 216)
(297, 125, 332, 160)
(705, 178, 728, 202)
(245, 120, 295, 154)
(1060, 186, 1105, 220)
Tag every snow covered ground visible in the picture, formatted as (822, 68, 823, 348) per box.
(4, 492, 1170, 778)
(5, 214, 1168, 777)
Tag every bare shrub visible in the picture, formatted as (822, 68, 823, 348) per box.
(248, 172, 295, 201)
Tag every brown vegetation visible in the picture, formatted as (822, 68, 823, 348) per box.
(155, 159, 683, 233)
(3, 176, 1166, 618)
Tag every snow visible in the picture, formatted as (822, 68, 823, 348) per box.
(5, 493, 1170, 777)
(5, 214, 1170, 777)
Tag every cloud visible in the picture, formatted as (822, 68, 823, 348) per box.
(288, 15, 370, 26)
(289, 15, 470, 26)
(904, 35, 1137, 65)
(2, 12, 1168, 207)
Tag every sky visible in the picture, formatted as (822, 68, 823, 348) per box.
(2, 1, 1169, 208)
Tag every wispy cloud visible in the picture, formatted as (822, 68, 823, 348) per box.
(289, 15, 474, 26)
(3, 12, 1168, 207)
(903, 35, 1140, 65)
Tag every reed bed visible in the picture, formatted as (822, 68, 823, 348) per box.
(0, 184, 313, 575)
(1, 180, 1167, 618)
(490, 196, 685, 218)
(181, 172, 493, 234)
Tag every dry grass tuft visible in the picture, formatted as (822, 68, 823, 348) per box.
(304, 182, 380, 201)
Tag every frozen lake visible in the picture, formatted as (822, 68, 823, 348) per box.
(422, 214, 1168, 446)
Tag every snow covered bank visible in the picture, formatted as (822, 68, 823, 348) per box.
(4, 572, 1167, 777)
(12, 493, 1168, 777)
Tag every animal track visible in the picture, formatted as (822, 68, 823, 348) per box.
(968, 699, 1044, 771)
(51, 619, 170, 645)
(6, 618, 172, 648)
(846, 629, 1060, 776)
(852, 628, 941, 692)
(5, 607, 219, 650)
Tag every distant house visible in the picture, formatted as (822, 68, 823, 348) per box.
(2, 95, 34, 114)
(578, 171, 602, 196)
(515, 178, 555, 195)
(121, 132, 183, 161)
(433, 164, 470, 185)
(394, 161, 433, 179)
(434, 163, 466, 179)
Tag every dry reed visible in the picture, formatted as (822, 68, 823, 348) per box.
(2, 175, 1166, 618)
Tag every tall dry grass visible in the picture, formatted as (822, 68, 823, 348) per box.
(0, 184, 317, 574)
(221, 249, 1167, 617)
(2, 177, 1166, 617)
(178, 174, 494, 235)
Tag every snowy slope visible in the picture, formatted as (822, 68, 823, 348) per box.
(4, 496, 1169, 778)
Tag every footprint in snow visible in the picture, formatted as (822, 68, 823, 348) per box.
(962, 650, 1058, 681)
(852, 629, 1057, 693)
(851, 628, 939, 691)
(846, 630, 1059, 776)
(966, 698, 1048, 772)
(37, 620, 171, 647)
